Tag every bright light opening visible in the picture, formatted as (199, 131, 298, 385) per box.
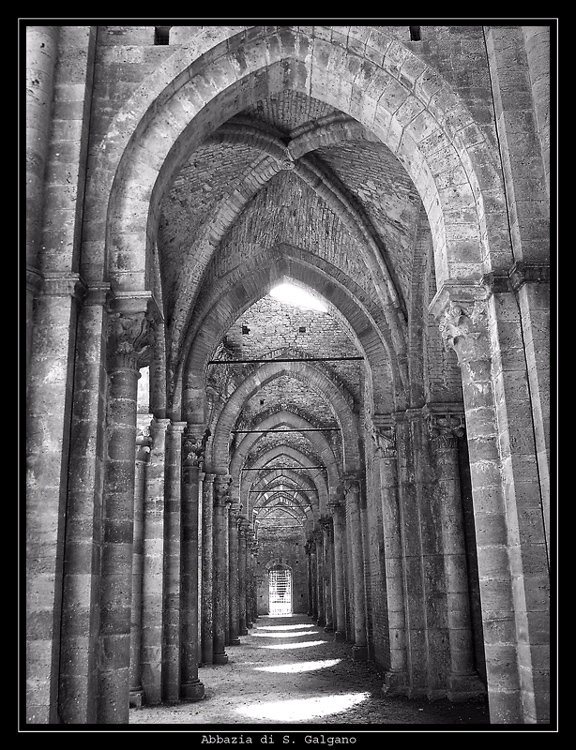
(237, 692, 370, 722)
(254, 658, 342, 674)
(269, 283, 328, 312)
(258, 624, 312, 631)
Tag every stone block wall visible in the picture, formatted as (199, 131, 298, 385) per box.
(255, 525, 309, 615)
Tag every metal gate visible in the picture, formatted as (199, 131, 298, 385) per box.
(268, 568, 292, 616)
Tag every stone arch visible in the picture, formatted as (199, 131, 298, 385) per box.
(101, 25, 507, 309)
(208, 365, 359, 474)
(235, 444, 329, 522)
(179, 247, 401, 421)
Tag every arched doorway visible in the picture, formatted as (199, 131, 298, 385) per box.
(268, 564, 293, 616)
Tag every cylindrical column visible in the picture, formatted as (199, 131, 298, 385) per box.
(201, 474, 214, 663)
(371, 420, 408, 694)
(162, 421, 186, 702)
(314, 528, 325, 626)
(329, 503, 347, 641)
(140, 417, 170, 704)
(344, 474, 368, 660)
(98, 300, 157, 724)
(321, 516, 334, 632)
(428, 412, 485, 700)
(180, 427, 205, 701)
(213, 475, 231, 664)
(129, 435, 151, 708)
(238, 517, 248, 635)
(228, 504, 241, 645)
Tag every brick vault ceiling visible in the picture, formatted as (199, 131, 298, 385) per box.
(156, 90, 426, 518)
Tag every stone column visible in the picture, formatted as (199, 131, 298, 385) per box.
(213, 475, 232, 664)
(140, 417, 170, 704)
(246, 529, 258, 627)
(344, 474, 368, 660)
(25, 25, 58, 369)
(129, 435, 151, 708)
(97, 296, 158, 724)
(314, 527, 325, 626)
(329, 503, 347, 641)
(304, 540, 314, 618)
(162, 421, 186, 702)
(228, 502, 241, 646)
(238, 517, 248, 635)
(57, 282, 109, 725)
(433, 285, 549, 723)
(320, 516, 334, 632)
(179, 427, 205, 701)
(371, 418, 408, 695)
(201, 474, 215, 663)
(426, 409, 485, 701)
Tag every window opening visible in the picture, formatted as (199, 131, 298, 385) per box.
(409, 26, 421, 41)
(269, 567, 292, 616)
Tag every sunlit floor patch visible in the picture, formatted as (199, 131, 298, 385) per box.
(237, 692, 370, 722)
(261, 640, 326, 649)
(250, 630, 318, 638)
(254, 658, 342, 673)
(257, 624, 314, 631)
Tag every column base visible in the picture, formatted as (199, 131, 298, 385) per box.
(213, 651, 229, 664)
(382, 670, 408, 696)
(352, 645, 368, 660)
(448, 673, 486, 702)
(229, 637, 241, 646)
(181, 680, 205, 702)
(240, 628, 248, 635)
(324, 624, 334, 633)
(316, 617, 325, 627)
(129, 689, 144, 708)
(333, 630, 346, 642)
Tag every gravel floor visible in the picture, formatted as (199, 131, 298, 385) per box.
(129, 614, 490, 734)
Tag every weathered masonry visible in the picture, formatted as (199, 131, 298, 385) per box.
(25, 23, 553, 725)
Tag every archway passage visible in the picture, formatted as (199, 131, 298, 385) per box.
(24, 23, 552, 728)
(268, 566, 293, 616)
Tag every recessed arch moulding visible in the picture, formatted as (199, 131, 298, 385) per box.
(102, 26, 507, 326)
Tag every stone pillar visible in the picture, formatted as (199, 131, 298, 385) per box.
(246, 528, 258, 627)
(140, 417, 170, 704)
(238, 517, 248, 635)
(433, 285, 549, 723)
(371, 419, 408, 695)
(179, 427, 205, 701)
(329, 503, 347, 642)
(426, 409, 485, 701)
(213, 475, 232, 664)
(25, 25, 58, 369)
(314, 527, 325, 626)
(201, 474, 215, 663)
(228, 503, 241, 646)
(129, 435, 151, 708)
(57, 282, 109, 725)
(344, 474, 368, 660)
(320, 516, 334, 632)
(97, 296, 158, 724)
(162, 421, 186, 702)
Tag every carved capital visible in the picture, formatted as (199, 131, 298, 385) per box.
(106, 292, 162, 371)
(370, 414, 397, 458)
(182, 426, 209, 468)
(426, 411, 465, 447)
(343, 472, 361, 504)
(42, 272, 86, 302)
(214, 474, 233, 506)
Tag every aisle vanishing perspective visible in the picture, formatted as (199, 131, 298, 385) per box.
(129, 615, 489, 727)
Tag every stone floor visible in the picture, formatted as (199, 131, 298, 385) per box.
(129, 614, 490, 734)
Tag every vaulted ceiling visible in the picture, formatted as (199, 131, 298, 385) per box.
(155, 88, 427, 531)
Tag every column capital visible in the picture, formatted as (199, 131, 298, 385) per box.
(106, 293, 160, 371)
(214, 474, 233, 506)
(369, 414, 397, 459)
(343, 472, 361, 503)
(429, 282, 490, 363)
(182, 426, 208, 468)
(482, 261, 551, 294)
(167, 420, 187, 435)
(424, 407, 466, 447)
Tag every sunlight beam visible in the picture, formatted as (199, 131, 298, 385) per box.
(237, 692, 370, 722)
(253, 658, 342, 674)
(261, 640, 326, 650)
(250, 630, 318, 638)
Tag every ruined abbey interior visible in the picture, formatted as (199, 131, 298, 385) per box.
(24, 23, 553, 726)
